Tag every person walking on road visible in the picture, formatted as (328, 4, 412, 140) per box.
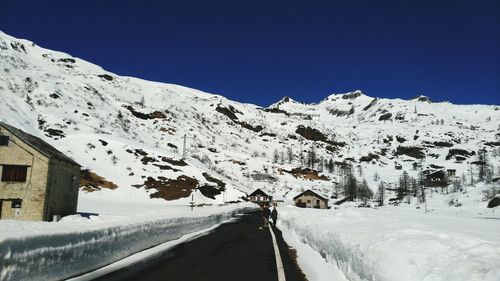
(271, 205, 278, 227)
(260, 203, 271, 230)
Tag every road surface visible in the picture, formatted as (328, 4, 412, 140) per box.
(92, 210, 306, 281)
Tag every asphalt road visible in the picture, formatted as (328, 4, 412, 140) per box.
(92, 210, 306, 281)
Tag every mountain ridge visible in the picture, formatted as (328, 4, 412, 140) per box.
(1, 30, 499, 206)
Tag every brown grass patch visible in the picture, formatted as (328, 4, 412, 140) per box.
(80, 169, 118, 192)
(135, 175, 198, 201)
(288, 168, 329, 181)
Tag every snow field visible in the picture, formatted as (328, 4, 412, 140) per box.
(278, 206, 500, 281)
(0, 205, 254, 281)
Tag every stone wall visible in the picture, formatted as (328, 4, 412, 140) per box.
(0, 127, 49, 220)
(294, 194, 328, 209)
(45, 159, 80, 220)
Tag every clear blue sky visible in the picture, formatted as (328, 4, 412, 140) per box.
(1, 0, 499, 106)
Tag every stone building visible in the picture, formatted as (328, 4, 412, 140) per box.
(293, 189, 329, 209)
(0, 122, 81, 221)
(446, 169, 456, 177)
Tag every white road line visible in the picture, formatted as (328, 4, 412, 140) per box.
(269, 227, 286, 281)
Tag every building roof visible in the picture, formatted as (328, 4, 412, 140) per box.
(0, 121, 80, 167)
(487, 196, 500, 208)
(293, 189, 329, 201)
(248, 188, 271, 197)
(427, 170, 446, 178)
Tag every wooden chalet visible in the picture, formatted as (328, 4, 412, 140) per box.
(247, 188, 272, 204)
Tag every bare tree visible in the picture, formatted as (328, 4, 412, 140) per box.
(359, 179, 373, 204)
(307, 145, 317, 169)
(287, 146, 294, 164)
(377, 181, 385, 206)
(329, 159, 334, 173)
(469, 164, 474, 186)
(299, 151, 305, 167)
(318, 155, 324, 172)
(273, 149, 279, 163)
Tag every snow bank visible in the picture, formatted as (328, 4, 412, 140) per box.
(0, 205, 253, 281)
(278, 206, 500, 281)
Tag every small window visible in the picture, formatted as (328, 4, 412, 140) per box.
(307, 200, 311, 203)
(1, 165, 28, 182)
(11, 199, 22, 208)
(0, 136, 9, 146)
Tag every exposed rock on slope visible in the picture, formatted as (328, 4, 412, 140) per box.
(1, 30, 499, 204)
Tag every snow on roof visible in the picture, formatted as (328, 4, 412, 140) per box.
(248, 188, 271, 197)
(293, 189, 329, 201)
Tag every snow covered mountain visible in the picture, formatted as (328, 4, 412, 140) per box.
(1, 30, 499, 207)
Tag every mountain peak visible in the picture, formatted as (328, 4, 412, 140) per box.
(341, 90, 364, 100)
(280, 96, 292, 103)
(321, 90, 370, 102)
(411, 95, 432, 103)
(269, 95, 299, 108)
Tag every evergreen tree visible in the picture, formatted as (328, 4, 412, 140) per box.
(346, 173, 357, 201)
(476, 148, 488, 182)
(411, 178, 418, 197)
(398, 171, 410, 200)
(359, 179, 373, 204)
(347, 176, 357, 201)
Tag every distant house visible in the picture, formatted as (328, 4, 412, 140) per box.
(395, 163, 402, 170)
(446, 169, 456, 177)
(293, 189, 329, 209)
(424, 170, 447, 187)
(0, 122, 81, 221)
(248, 188, 272, 204)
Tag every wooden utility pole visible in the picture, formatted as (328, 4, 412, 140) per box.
(190, 193, 194, 211)
(182, 134, 187, 160)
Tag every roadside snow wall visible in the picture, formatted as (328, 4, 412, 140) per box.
(279, 206, 500, 281)
(0, 209, 248, 281)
